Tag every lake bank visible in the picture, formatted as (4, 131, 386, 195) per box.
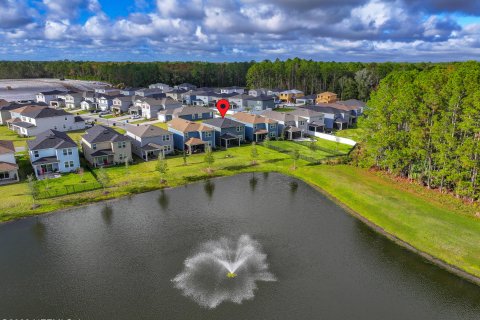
(1, 145, 480, 286)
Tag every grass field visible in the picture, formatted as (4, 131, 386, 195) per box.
(268, 140, 338, 159)
(153, 122, 168, 130)
(335, 127, 366, 142)
(0, 138, 479, 280)
(0, 125, 33, 147)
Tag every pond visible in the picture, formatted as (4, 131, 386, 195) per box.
(0, 173, 479, 319)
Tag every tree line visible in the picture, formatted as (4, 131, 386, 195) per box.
(357, 61, 480, 201)
(0, 61, 253, 88)
(246, 58, 436, 101)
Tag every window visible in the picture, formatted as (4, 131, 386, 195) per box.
(270, 124, 276, 129)
(92, 144, 97, 150)
(65, 117, 67, 120)
(162, 135, 170, 141)
(63, 124, 66, 129)
(33, 150, 39, 158)
(65, 161, 74, 168)
(198, 113, 202, 119)
(299, 121, 305, 126)
(205, 131, 212, 137)
(118, 141, 126, 149)
(270, 132, 276, 138)
(236, 126, 242, 132)
(63, 148, 73, 156)
(0, 172, 10, 179)
(164, 145, 171, 151)
(192, 114, 196, 120)
(119, 154, 124, 161)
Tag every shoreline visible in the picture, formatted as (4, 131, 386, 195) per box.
(2, 169, 480, 287)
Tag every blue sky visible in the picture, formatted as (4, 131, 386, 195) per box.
(0, 0, 479, 62)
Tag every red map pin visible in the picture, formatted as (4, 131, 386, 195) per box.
(216, 99, 230, 118)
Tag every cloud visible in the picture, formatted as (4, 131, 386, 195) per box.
(0, 0, 478, 61)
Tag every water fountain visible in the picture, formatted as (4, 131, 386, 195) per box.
(172, 235, 276, 309)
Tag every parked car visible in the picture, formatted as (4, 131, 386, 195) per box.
(131, 115, 141, 120)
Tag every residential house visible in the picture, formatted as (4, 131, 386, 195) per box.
(228, 94, 251, 111)
(27, 130, 80, 179)
(267, 88, 282, 96)
(174, 83, 197, 91)
(302, 105, 350, 131)
(97, 95, 118, 112)
(35, 90, 67, 104)
(0, 100, 17, 125)
(81, 125, 132, 167)
(158, 106, 213, 122)
(126, 125, 174, 161)
(337, 99, 366, 118)
(279, 89, 304, 103)
(135, 88, 164, 97)
(95, 88, 120, 95)
(119, 88, 141, 96)
(193, 91, 217, 106)
(248, 88, 268, 97)
(260, 110, 308, 140)
(288, 108, 325, 133)
(80, 100, 95, 111)
(166, 88, 187, 101)
(0, 140, 19, 184)
(202, 118, 245, 149)
(229, 112, 278, 142)
(246, 95, 275, 113)
(167, 118, 215, 154)
(8, 106, 85, 137)
(220, 86, 245, 94)
(316, 91, 338, 104)
(65, 93, 84, 109)
(148, 83, 172, 92)
(112, 96, 133, 114)
(136, 97, 182, 119)
(296, 94, 316, 105)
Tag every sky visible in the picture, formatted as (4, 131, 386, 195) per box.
(0, 0, 480, 62)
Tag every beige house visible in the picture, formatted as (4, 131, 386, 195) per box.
(316, 91, 338, 104)
(0, 140, 19, 184)
(81, 125, 132, 167)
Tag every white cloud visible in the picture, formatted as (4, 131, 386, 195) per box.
(44, 20, 69, 40)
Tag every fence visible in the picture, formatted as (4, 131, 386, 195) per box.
(34, 182, 103, 200)
(293, 140, 347, 157)
(261, 143, 337, 165)
(311, 131, 357, 146)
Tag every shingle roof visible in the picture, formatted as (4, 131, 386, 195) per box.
(337, 99, 366, 109)
(11, 121, 36, 129)
(289, 108, 324, 118)
(261, 110, 306, 122)
(82, 125, 130, 143)
(203, 117, 244, 129)
(185, 137, 206, 146)
(168, 118, 213, 133)
(302, 105, 346, 114)
(159, 106, 211, 117)
(27, 130, 77, 150)
(0, 140, 15, 154)
(318, 91, 337, 97)
(38, 90, 67, 95)
(0, 162, 18, 171)
(22, 107, 71, 119)
(10, 105, 48, 115)
(246, 95, 275, 101)
(229, 112, 277, 125)
(0, 99, 9, 107)
(127, 124, 170, 138)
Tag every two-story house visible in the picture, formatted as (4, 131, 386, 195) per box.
(126, 125, 174, 161)
(316, 91, 338, 104)
(35, 90, 67, 104)
(148, 83, 172, 92)
(81, 125, 132, 167)
(65, 93, 83, 109)
(158, 106, 213, 122)
(138, 97, 182, 119)
(202, 118, 245, 149)
(97, 95, 118, 112)
(289, 108, 325, 133)
(9, 106, 85, 137)
(112, 96, 133, 115)
(0, 140, 19, 184)
(296, 94, 316, 105)
(174, 83, 197, 91)
(248, 88, 268, 97)
(0, 100, 19, 125)
(220, 86, 245, 94)
(27, 130, 80, 179)
(302, 105, 350, 131)
(246, 95, 275, 113)
(168, 118, 215, 154)
(228, 94, 251, 111)
(279, 89, 304, 103)
(229, 112, 278, 142)
(166, 88, 187, 101)
(260, 110, 308, 140)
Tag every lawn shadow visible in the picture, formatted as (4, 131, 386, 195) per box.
(223, 164, 251, 171)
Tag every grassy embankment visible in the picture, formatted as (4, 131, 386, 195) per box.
(0, 129, 479, 281)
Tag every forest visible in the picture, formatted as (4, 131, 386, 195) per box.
(0, 59, 434, 101)
(357, 61, 480, 201)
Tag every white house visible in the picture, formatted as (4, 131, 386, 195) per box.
(138, 97, 182, 119)
(35, 90, 67, 104)
(65, 93, 83, 109)
(27, 130, 81, 179)
(220, 86, 245, 94)
(126, 125, 174, 161)
(289, 108, 325, 133)
(8, 106, 85, 137)
(148, 83, 172, 92)
(0, 140, 19, 184)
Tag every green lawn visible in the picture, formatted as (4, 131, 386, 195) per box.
(0, 143, 479, 280)
(0, 125, 33, 148)
(273, 107, 296, 112)
(268, 140, 335, 159)
(153, 122, 168, 130)
(35, 170, 100, 199)
(335, 127, 366, 142)
(130, 118, 151, 125)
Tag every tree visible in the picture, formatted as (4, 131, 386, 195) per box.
(250, 142, 259, 165)
(97, 167, 111, 190)
(183, 150, 188, 166)
(309, 139, 317, 151)
(263, 135, 271, 148)
(27, 174, 38, 208)
(204, 146, 215, 172)
(156, 154, 169, 184)
(292, 149, 300, 170)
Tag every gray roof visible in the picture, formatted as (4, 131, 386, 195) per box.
(337, 99, 366, 108)
(38, 90, 67, 95)
(27, 130, 77, 150)
(22, 107, 71, 119)
(303, 105, 347, 115)
(82, 125, 130, 143)
(203, 118, 244, 129)
(11, 121, 36, 129)
(247, 95, 275, 101)
(31, 156, 60, 165)
(127, 124, 170, 138)
(261, 110, 306, 122)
